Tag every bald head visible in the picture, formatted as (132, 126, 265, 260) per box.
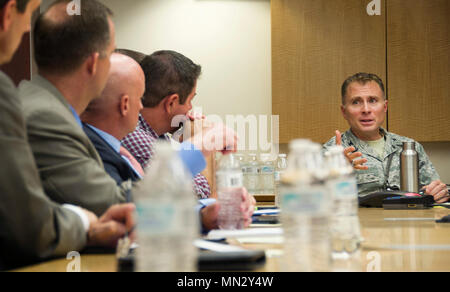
(85, 53, 144, 113)
(82, 53, 145, 140)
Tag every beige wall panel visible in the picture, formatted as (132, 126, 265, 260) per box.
(387, 0, 450, 142)
(272, 0, 386, 143)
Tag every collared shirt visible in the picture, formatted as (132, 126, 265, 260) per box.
(69, 105, 82, 128)
(85, 124, 142, 179)
(122, 115, 211, 199)
(366, 136, 385, 159)
(323, 128, 440, 196)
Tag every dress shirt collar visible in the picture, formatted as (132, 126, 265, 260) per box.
(138, 114, 172, 141)
(85, 124, 121, 153)
(69, 105, 82, 128)
(138, 114, 159, 139)
(87, 124, 142, 179)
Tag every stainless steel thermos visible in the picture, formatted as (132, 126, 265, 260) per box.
(400, 142, 419, 193)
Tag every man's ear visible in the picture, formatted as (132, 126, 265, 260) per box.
(86, 52, 100, 76)
(340, 104, 347, 120)
(119, 94, 130, 117)
(163, 93, 179, 114)
(0, 0, 16, 32)
(383, 99, 388, 113)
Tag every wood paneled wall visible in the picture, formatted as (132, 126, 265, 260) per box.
(272, 0, 386, 143)
(387, 0, 450, 142)
(273, 0, 449, 143)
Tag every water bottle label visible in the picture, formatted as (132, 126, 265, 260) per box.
(281, 187, 328, 214)
(330, 178, 358, 198)
(218, 172, 243, 188)
(274, 171, 280, 181)
(274, 171, 282, 182)
(261, 166, 274, 173)
(136, 202, 184, 235)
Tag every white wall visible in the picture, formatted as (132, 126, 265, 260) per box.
(422, 142, 450, 184)
(104, 0, 272, 121)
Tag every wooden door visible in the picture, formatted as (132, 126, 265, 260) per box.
(272, 0, 386, 143)
(387, 0, 450, 141)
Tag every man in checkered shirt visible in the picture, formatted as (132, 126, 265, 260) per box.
(122, 50, 211, 199)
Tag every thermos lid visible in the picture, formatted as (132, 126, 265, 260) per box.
(402, 141, 415, 151)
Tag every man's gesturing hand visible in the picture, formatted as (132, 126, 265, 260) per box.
(335, 130, 368, 170)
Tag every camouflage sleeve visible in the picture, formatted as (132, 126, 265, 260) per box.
(323, 136, 337, 151)
(416, 142, 440, 186)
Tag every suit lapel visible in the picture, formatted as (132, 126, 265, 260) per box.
(83, 124, 139, 181)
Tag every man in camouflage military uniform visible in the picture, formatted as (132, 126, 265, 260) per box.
(324, 73, 449, 203)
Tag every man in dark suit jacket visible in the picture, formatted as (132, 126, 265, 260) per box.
(0, 0, 134, 270)
(81, 53, 145, 188)
(83, 125, 141, 185)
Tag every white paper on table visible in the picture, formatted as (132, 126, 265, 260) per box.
(236, 236, 284, 245)
(193, 239, 247, 252)
(207, 228, 283, 240)
(265, 249, 284, 258)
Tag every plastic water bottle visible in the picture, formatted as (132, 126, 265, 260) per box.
(259, 153, 275, 194)
(134, 141, 199, 272)
(216, 153, 245, 230)
(235, 153, 245, 173)
(275, 154, 287, 206)
(279, 139, 331, 272)
(325, 145, 362, 262)
(243, 153, 259, 194)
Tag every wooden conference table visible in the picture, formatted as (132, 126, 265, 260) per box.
(14, 207, 450, 272)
